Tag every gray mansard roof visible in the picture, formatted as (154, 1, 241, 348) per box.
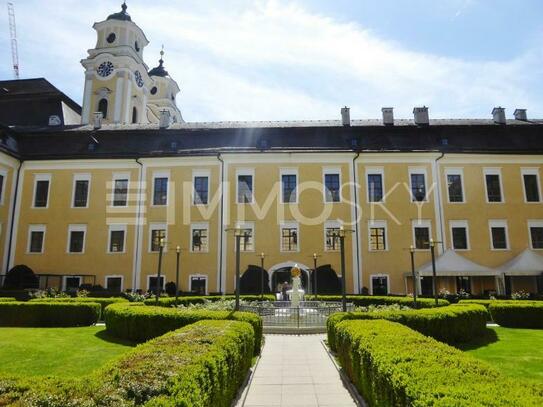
(1, 117, 543, 160)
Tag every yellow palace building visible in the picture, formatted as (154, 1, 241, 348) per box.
(1, 3, 543, 297)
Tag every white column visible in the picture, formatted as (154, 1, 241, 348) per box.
(81, 73, 93, 125)
(124, 78, 132, 124)
(113, 72, 125, 124)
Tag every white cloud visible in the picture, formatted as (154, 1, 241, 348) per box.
(1, 0, 541, 121)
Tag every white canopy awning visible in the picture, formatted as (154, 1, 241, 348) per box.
(497, 249, 543, 276)
(416, 249, 498, 277)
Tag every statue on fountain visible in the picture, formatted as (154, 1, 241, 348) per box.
(289, 265, 304, 307)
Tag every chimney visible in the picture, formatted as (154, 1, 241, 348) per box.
(159, 110, 171, 129)
(514, 108, 527, 121)
(413, 106, 429, 125)
(93, 112, 103, 130)
(381, 107, 394, 125)
(341, 106, 350, 127)
(492, 107, 506, 124)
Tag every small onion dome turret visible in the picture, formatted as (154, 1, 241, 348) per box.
(107, 2, 132, 22)
(148, 48, 169, 77)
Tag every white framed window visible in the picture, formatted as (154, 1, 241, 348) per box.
(105, 275, 124, 292)
(112, 172, 130, 207)
(324, 220, 341, 251)
(67, 224, 87, 254)
(483, 168, 504, 203)
(489, 220, 509, 250)
(152, 170, 170, 206)
(370, 274, 389, 295)
(528, 220, 543, 250)
(323, 167, 341, 203)
(0, 169, 7, 206)
(149, 223, 168, 252)
(147, 274, 165, 291)
(280, 168, 298, 204)
(189, 274, 208, 295)
(445, 168, 465, 203)
(191, 222, 209, 252)
(408, 167, 427, 202)
(236, 168, 254, 204)
(71, 173, 91, 208)
(32, 173, 51, 208)
(366, 167, 385, 203)
(235, 221, 254, 252)
(27, 224, 46, 254)
(63, 276, 82, 291)
(280, 221, 299, 252)
(192, 169, 210, 205)
(107, 224, 127, 253)
(521, 168, 541, 203)
(449, 220, 470, 251)
(368, 220, 388, 251)
(412, 219, 432, 250)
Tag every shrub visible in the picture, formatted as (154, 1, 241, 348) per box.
(327, 304, 488, 351)
(305, 294, 449, 308)
(334, 319, 543, 407)
(144, 294, 276, 307)
(2, 264, 39, 289)
(29, 296, 128, 315)
(0, 302, 100, 327)
(489, 302, 543, 328)
(0, 320, 255, 407)
(104, 303, 263, 353)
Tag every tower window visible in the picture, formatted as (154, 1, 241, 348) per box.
(135, 41, 140, 52)
(106, 33, 116, 44)
(150, 86, 158, 95)
(132, 107, 138, 124)
(98, 98, 108, 119)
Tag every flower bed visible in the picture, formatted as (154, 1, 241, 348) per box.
(29, 296, 128, 315)
(0, 302, 100, 327)
(306, 294, 449, 308)
(488, 302, 543, 329)
(333, 319, 543, 406)
(143, 294, 276, 307)
(0, 319, 254, 406)
(327, 304, 488, 350)
(104, 302, 263, 353)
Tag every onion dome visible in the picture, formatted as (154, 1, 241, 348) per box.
(107, 2, 132, 22)
(148, 48, 169, 77)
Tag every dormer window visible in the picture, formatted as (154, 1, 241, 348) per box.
(107, 33, 116, 44)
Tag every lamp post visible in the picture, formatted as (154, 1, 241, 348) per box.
(259, 252, 265, 301)
(429, 238, 438, 306)
(155, 237, 165, 305)
(337, 226, 353, 312)
(409, 245, 418, 308)
(175, 246, 181, 306)
(226, 227, 243, 311)
(313, 252, 319, 300)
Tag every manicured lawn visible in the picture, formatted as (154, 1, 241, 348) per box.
(459, 326, 543, 383)
(0, 326, 135, 377)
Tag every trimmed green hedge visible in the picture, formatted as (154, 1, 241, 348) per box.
(144, 294, 276, 307)
(0, 297, 16, 302)
(105, 303, 263, 353)
(0, 319, 255, 406)
(489, 302, 543, 328)
(0, 302, 100, 327)
(306, 294, 449, 308)
(328, 304, 488, 351)
(29, 296, 128, 315)
(334, 319, 543, 406)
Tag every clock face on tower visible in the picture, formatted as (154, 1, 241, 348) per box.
(97, 61, 114, 77)
(134, 70, 144, 87)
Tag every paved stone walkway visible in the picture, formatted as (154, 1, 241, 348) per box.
(240, 334, 359, 407)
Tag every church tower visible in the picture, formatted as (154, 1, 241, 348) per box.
(80, 2, 151, 125)
(146, 48, 184, 124)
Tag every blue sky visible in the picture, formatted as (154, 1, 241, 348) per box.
(1, 0, 542, 121)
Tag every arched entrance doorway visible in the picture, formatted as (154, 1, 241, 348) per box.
(268, 261, 311, 293)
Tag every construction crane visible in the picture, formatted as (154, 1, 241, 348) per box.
(7, 2, 20, 79)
